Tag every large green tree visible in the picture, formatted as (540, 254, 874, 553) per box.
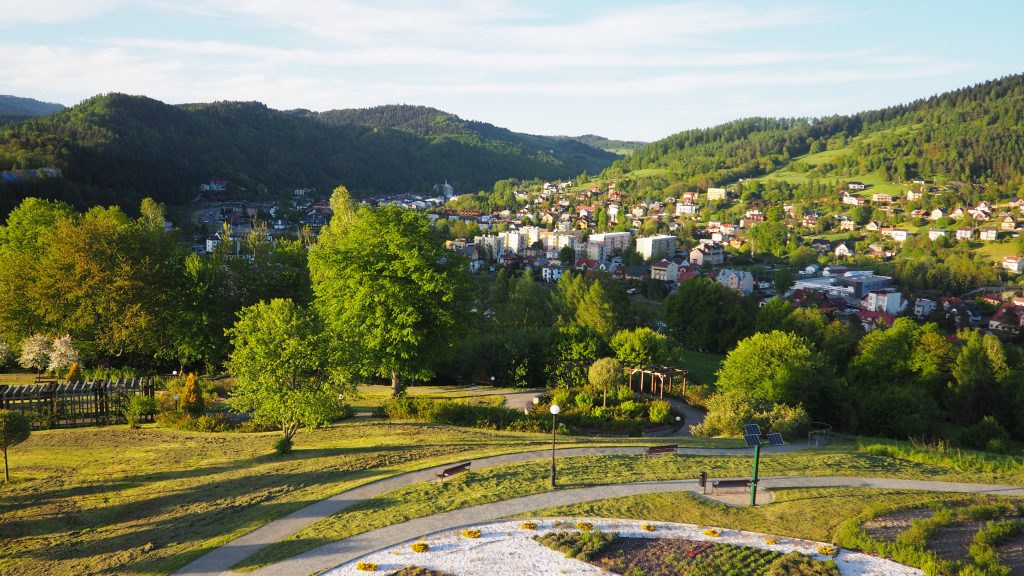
(662, 277, 754, 353)
(716, 330, 830, 408)
(225, 298, 349, 444)
(309, 193, 467, 397)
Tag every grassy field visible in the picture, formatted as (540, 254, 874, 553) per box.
(237, 437, 1024, 570)
(683, 350, 724, 386)
(348, 384, 530, 413)
(526, 487, 984, 543)
(975, 240, 1019, 263)
(0, 422, 652, 576)
(0, 372, 42, 385)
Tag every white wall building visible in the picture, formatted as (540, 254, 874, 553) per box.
(635, 234, 676, 260)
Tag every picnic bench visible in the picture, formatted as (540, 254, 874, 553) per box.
(435, 462, 471, 482)
(711, 478, 751, 494)
(643, 444, 678, 457)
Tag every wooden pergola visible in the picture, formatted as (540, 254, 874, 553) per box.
(626, 364, 688, 400)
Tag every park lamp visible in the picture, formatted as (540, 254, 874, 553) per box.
(549, 404, 561, 489)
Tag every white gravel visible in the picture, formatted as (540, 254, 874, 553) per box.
(321, 517, 923, 576)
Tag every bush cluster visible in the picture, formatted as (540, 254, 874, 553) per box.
(534, 530, 616, 561)
(410, 541, 430, 553)
(378, 397, 543, 432)
(461, 529, 481, 539)
(691, 391, 809, 438)
(356, 561, 377, 571)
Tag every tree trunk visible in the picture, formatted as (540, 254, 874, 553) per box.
(3, 447, 8, 482)
(391, 371, 402, 398)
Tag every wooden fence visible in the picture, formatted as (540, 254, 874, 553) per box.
(0, 377, 156, 428)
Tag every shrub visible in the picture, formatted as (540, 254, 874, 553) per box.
(356, 561, 377, 571)
(155, 411, 232, 432)
(520, 522, 538, 530)
(17, 334, 51, 373)
(641, 524, 656, 532)
(274, 436, 293, 455)
(179, 372, 204, 416)
(764, 537, 780, 545)
(411, 541, 430, 553)
(550, 388, 573, 409)
(122, 395, 156, 429)
(647, 400, 672, 425)
(703, 528, 721, 537)
(958, 416, 1011, 452)
(65, 362, 80, 382)
(766, 402, 810, 438)
(816, 544, 838, 555)
(534, 530, 616, 561)
(615, 385, 634, 402)
(461, 529, 481, 538)
(684, 384, 713, 407)
(618, 400, 643, 419)
(575, 392, 595, 412)
(576, 521, 594, 531)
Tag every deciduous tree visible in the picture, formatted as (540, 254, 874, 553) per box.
(0, 410, 30, 481)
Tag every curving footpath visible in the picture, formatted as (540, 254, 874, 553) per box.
(172, 443, 799, 576)
(173, 442, 1024, 576)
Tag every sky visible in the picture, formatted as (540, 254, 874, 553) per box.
(2, 0, 1023, 141)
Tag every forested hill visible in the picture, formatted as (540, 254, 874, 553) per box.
(0, 95, 66, 129)
(0, 95, 617, 217)
(299, 104, 620, 175)
(605, 73, 1024, 191)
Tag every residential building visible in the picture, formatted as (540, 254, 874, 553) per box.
(707, 187, 727, 201)
(689, 242, 725, 266)
(715, 268, 755, 295)
(1003, 256, 1024, 274)
(834, 242, 855, 258)
(914, 298, 937, 318)
(861, 289, 907, 315)
(955, 228, 975, 241)
(650, 259, 680, 282)
(635, 234, 676, 260)
(928, 229, 948, 241)
(589, 231, 632, 255)
(980, 227, 999, 241)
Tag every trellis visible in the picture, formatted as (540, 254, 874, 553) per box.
(0, 377, 155, 428)
(626, 364, 688, 400)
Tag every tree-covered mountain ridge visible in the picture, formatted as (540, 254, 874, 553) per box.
(0, 95, 618, 216)
(607, 73, 1024, 192)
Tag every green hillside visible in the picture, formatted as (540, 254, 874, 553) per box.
(604, 73, 1024, 195)
(0, 95, 65, 117)
(301, 104, 619, 175)
(556, 133, 647, 155)
(0, 96, 617, 217)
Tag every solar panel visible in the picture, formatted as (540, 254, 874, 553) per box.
(766, 433, 785, 446)
(743, 423, 762, 437)
(744, 434, 761, 447)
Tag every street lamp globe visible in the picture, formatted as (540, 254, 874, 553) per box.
(550, 404, 561, 415)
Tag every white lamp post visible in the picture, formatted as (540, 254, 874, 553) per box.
(549, 404, 561, 489)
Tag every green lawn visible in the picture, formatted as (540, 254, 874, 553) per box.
(348, 384, 529, 413)
(0, 422, 644, 576)
(0, 372, 42, 385)
(526, 487, 983, 543)
(975, 240, 1019, 263)
(237, 437, 1024, 571)
(684, 350, 725, 386)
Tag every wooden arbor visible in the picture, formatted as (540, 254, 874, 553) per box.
(626, 364, 688, 400)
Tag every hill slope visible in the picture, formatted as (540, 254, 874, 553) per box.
(0, 96, 617, 216)
(299, 104, 619, 175)
(605, 73, 1024, 193)
(0, 95, 65, 117)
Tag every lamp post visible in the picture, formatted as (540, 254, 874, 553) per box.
(549, 404, 560, 489)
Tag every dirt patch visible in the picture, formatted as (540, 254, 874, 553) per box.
(998, 532, 1024, 576)
(862, 508, 935, 543)
(927, 520, 987, 563)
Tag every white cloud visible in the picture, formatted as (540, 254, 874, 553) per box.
(0, 0, 120, 26)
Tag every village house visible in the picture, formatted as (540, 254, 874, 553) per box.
(706, 187, 727, 201)
(928, 229, 948, 241)
(848, 181, 867, 191)
(650, 259, 680, 282)
(715, 268, 755, 296)
(906, 189, 924, 201)
(914, 298, 937, 319)
(842, 193, 866, 206)
(980, 227, 999, 241)
(689, 242, 725, 266)
(880, 228, 910, 242)
(861, 289, 907, 315)
(955, 228, 975, 241)
(1001, 215, 1018, 231)
(871, 193, 893, 203)
(1003, 256, 1024, 274)
(834, 242, 855, 258)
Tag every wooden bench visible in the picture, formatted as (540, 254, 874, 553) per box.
(644, 444, 678, 457)
(711, 479, 751, 494)
(435, 462, 471, 482)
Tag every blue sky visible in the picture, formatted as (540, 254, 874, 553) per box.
(2, 0, 1022, 141)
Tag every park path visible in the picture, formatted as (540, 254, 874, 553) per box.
(245, 475, 1024, 576)
(172, 442, 803, 576)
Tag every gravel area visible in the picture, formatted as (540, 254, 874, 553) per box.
(321, 518, 924, 576)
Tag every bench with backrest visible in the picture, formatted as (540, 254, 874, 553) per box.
(644, 444, 678, 457)
(711, 478, 751, 494)
(435, 461, 471, 482)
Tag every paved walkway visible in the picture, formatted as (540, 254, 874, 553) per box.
(247, 476, 1024, 576)
(173, 443, 802, 576)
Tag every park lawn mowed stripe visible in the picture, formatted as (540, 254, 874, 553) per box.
(0, 421, 653, 576)
(236, 440, 1024, 571)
